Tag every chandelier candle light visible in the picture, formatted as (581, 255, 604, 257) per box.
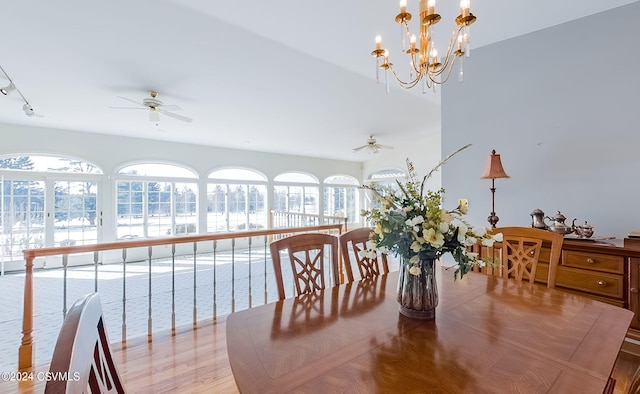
(372, 0, 476, 92)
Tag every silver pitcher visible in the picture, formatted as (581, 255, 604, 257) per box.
(530, 209, 547, 230)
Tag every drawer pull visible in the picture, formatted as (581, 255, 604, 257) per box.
(586, 258, 595, 264)
(596, 280, 606, 287)
(632, 288, 640, 293)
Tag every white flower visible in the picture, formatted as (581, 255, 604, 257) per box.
(465, 236, 477, 246)
(405, 216, 424, 232)
(441, 211, 454, 223)
(481, 238, 495, 247)
(493, 232, 503, 242)
(472, 226, 487, 237)
(409, 265, 422, 276)
(410, 241, 423, 252)
(457, 223, 468, 243)
(463, 250, 479, 260)
(457, 199, 469, 214)
(424, 228, 445, 248)
(358, 249, 378, 259)
(409, 255, 420, 265)
(439, 222, 450, 233)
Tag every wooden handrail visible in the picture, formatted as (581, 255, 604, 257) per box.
(19, 224, 343, 371)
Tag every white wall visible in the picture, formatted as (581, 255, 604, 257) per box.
(441, 2, 639, 238)
(0, 124, 362, 180)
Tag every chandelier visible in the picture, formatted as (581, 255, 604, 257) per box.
(371, 0, 476, 92)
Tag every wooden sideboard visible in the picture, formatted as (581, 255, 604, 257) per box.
(478, 237, 640, 344)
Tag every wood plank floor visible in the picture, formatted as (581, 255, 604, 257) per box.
(2, 318, 639, 394)
(2, 318, 238, 394)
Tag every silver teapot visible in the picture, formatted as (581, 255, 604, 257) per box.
(572, 219, 594, 238)
(545, 211, 574, 235)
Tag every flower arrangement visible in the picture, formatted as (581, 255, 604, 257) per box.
(361, 145, 502, 280)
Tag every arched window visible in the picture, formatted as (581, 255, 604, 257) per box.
(207, 168, 267, 232)
(365, 168, 407, 209)
(116, 163, 198, 238)
(0, 155, 103, 259)
(273, 172, 319, 215)
(323, 175, 360, 223)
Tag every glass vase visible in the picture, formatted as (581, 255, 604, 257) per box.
(397, 257, 438, 320)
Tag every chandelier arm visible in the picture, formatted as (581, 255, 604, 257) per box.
(388, 65, 422, 89)
(433, 55, 460, 84)
(436, 25, 464, 74)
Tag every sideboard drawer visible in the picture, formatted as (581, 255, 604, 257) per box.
(562, 250, 624, 274)
(555, 266, 624, 299)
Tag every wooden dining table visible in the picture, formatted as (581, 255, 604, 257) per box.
(226, 267, 633, 393)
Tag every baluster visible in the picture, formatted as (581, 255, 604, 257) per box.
(147, 245, 153, 337)
(93, 251, 99, 292)
(213, 240, 217, 320)
(122, 248, 127, 342)
(62, 254, 68, 317)
(171, 244, 176, 331)
(231, 238, 236, 313)
(248, 237, 252, 308)
(263, 235, 268, 305)
(193, 241, 198, 325)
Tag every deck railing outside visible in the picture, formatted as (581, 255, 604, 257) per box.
(18, 222, 347, 371)
(270, 210, 348, 230)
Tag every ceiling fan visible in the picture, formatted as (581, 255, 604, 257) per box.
(111, 90, 193, 123)
(352, 134, 393, 154)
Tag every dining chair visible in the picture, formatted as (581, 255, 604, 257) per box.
(490, 226, 564, 288)
(270, 233, 340, 300)
(45, 293, 125, 394)
(339, 227, 389, 282)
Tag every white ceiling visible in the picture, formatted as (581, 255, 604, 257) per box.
(0, 0, 636, 161)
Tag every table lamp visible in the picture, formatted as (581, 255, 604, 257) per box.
(480, 149, 509, 228)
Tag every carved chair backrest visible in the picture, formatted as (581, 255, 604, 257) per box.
(339, 227, 389, 282)
(492, 227, 564, 288)
(269, 233, 340, 300)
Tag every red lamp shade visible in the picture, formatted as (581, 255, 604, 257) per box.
(481, 149, 509, 180)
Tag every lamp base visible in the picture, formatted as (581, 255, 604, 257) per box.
(487, 212, 499, 229)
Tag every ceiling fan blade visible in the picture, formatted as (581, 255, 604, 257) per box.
(149, 110, 160, 122)
(117, 96, 145, 107)
(352, 145, 369, 152)
(159, 109, 193, 123)
(157, 104, 182, 111)
(109, 106, 147, 110)
(377, 144, 394, 149)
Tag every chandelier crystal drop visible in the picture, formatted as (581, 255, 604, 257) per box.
(371, 0, 476, 92)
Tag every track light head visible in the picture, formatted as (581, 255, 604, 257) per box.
(22, 103, 34, 116)
(0, 83, 15, 95)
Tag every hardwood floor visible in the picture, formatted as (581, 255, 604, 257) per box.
(1, 319, 238, 394)
(2, 318, 638, 394)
